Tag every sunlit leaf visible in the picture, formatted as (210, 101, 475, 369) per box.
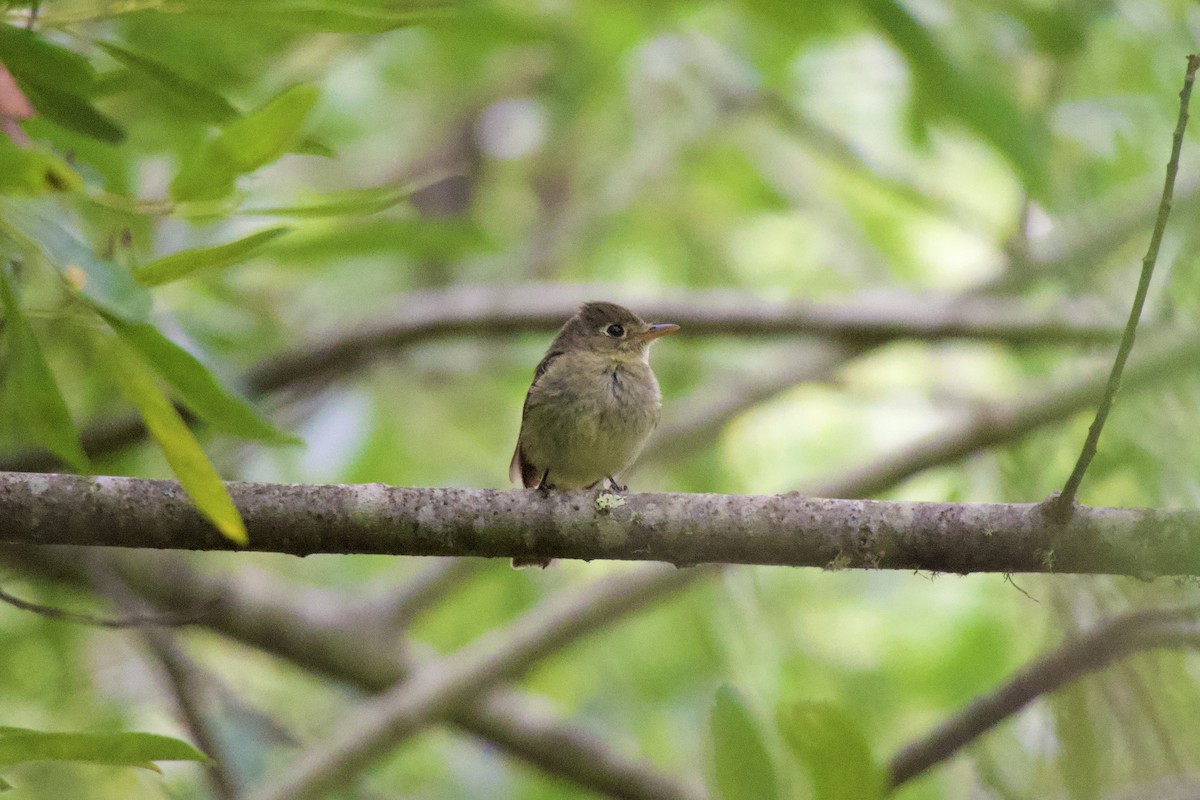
(105, 335, 248, 545)
(97, 41, 239, 124)
(105, 313, 297, 444)
(0, 139, 82, 194)
(0, 728, 206, 768)
(0, 199, 151, 321)
(0, 271, 88, 471)
(709, 685, 779, 800)
(171, 84, 320, 202)
(133, 226, 291, 286)
(776, 702, 885, 800)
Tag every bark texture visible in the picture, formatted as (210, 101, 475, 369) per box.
(3, 471, 1200, 576)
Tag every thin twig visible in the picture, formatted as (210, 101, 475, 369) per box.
(0, 583, 206, 628)
(142, 633, 241, 800)
(1053, 54, 1200, 519)
(887, 606, 1200, 789)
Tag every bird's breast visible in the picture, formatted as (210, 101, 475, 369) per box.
(519, 353, 663, 487)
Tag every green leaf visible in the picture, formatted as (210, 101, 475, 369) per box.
(133, 226, 291, 287)
(104, 314, 297, 444)
(96, 41, 239, 124)
(0, 271, 88, 471)
(0, 773, 12, 790)
(178, 1, 451, 33)
(105, 336, 248, 545)
(171, 84, 320, 202)
(17, 79, 126, 144)
(709, 685, 779, 800)
(290, 136, 336, 158)
(776, 702, 885, 800)
(0, 26, 96, 93)
(0, 729, 206, 768)
(0, 199, 151, 321)
(0, 139, 83, 194)
(244, 183, 420, 217)
(1053, 682, 1103, 800)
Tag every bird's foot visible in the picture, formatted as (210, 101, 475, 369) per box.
(605, 476, 628, 493)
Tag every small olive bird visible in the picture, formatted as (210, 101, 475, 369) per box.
(510, 302, 679, 493)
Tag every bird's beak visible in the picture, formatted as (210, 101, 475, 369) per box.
(639, 323, 680, 342)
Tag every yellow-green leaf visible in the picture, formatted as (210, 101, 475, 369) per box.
(244, 182, 421, 218)
(172, 1, 449, 33)
(133, 226, 291, 287)
(0, 198, 151, 321)
(171, 84, 319, 202)
(0, 139, 83, 194)
(0, 272, 88, 471)
(709, 686, 779, 800)
(104, 314, 298, 444)
(105, 336, 248, 545)
(776, 702, 885, 800)
(0, 728, 206, 768)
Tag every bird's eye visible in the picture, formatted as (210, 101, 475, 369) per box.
(605, 323, 625, 338)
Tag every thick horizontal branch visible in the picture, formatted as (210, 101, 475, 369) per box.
(4, 472, 1200, 576)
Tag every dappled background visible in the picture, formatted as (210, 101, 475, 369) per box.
(3, 0, 1200, 798)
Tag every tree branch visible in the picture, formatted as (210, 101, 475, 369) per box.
(887, 606, 1200, 789)
(805, 329, 1200, 499)
(4, 472, 1200, 576)
(244, 286, 1127, 393)
(247, 565, 707, 800)
(0, 286, 1133, 474)
(5, 546, 705, 800)
(1054, 54, 1200, 518)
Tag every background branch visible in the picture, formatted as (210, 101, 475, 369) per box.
(249, 565, 706, 800)
(245, 286, 1129, 393)
(0, 287, 1136, 474)
(887, 606, 1200, 789)
(4, 546, 705, 800)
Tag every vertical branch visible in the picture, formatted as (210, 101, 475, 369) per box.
(1054, 54, 1200, 519)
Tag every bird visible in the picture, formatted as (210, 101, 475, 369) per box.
(509, 302, 678, 546)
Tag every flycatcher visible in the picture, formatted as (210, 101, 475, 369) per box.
(510, 301, 679, 492)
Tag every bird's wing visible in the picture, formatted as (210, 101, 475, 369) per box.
(509, 349, 563, 487)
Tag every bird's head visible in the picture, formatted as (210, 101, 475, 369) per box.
(557, 301, 679, 359)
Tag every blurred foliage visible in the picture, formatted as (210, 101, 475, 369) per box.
(1, 0, 1200, 798)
